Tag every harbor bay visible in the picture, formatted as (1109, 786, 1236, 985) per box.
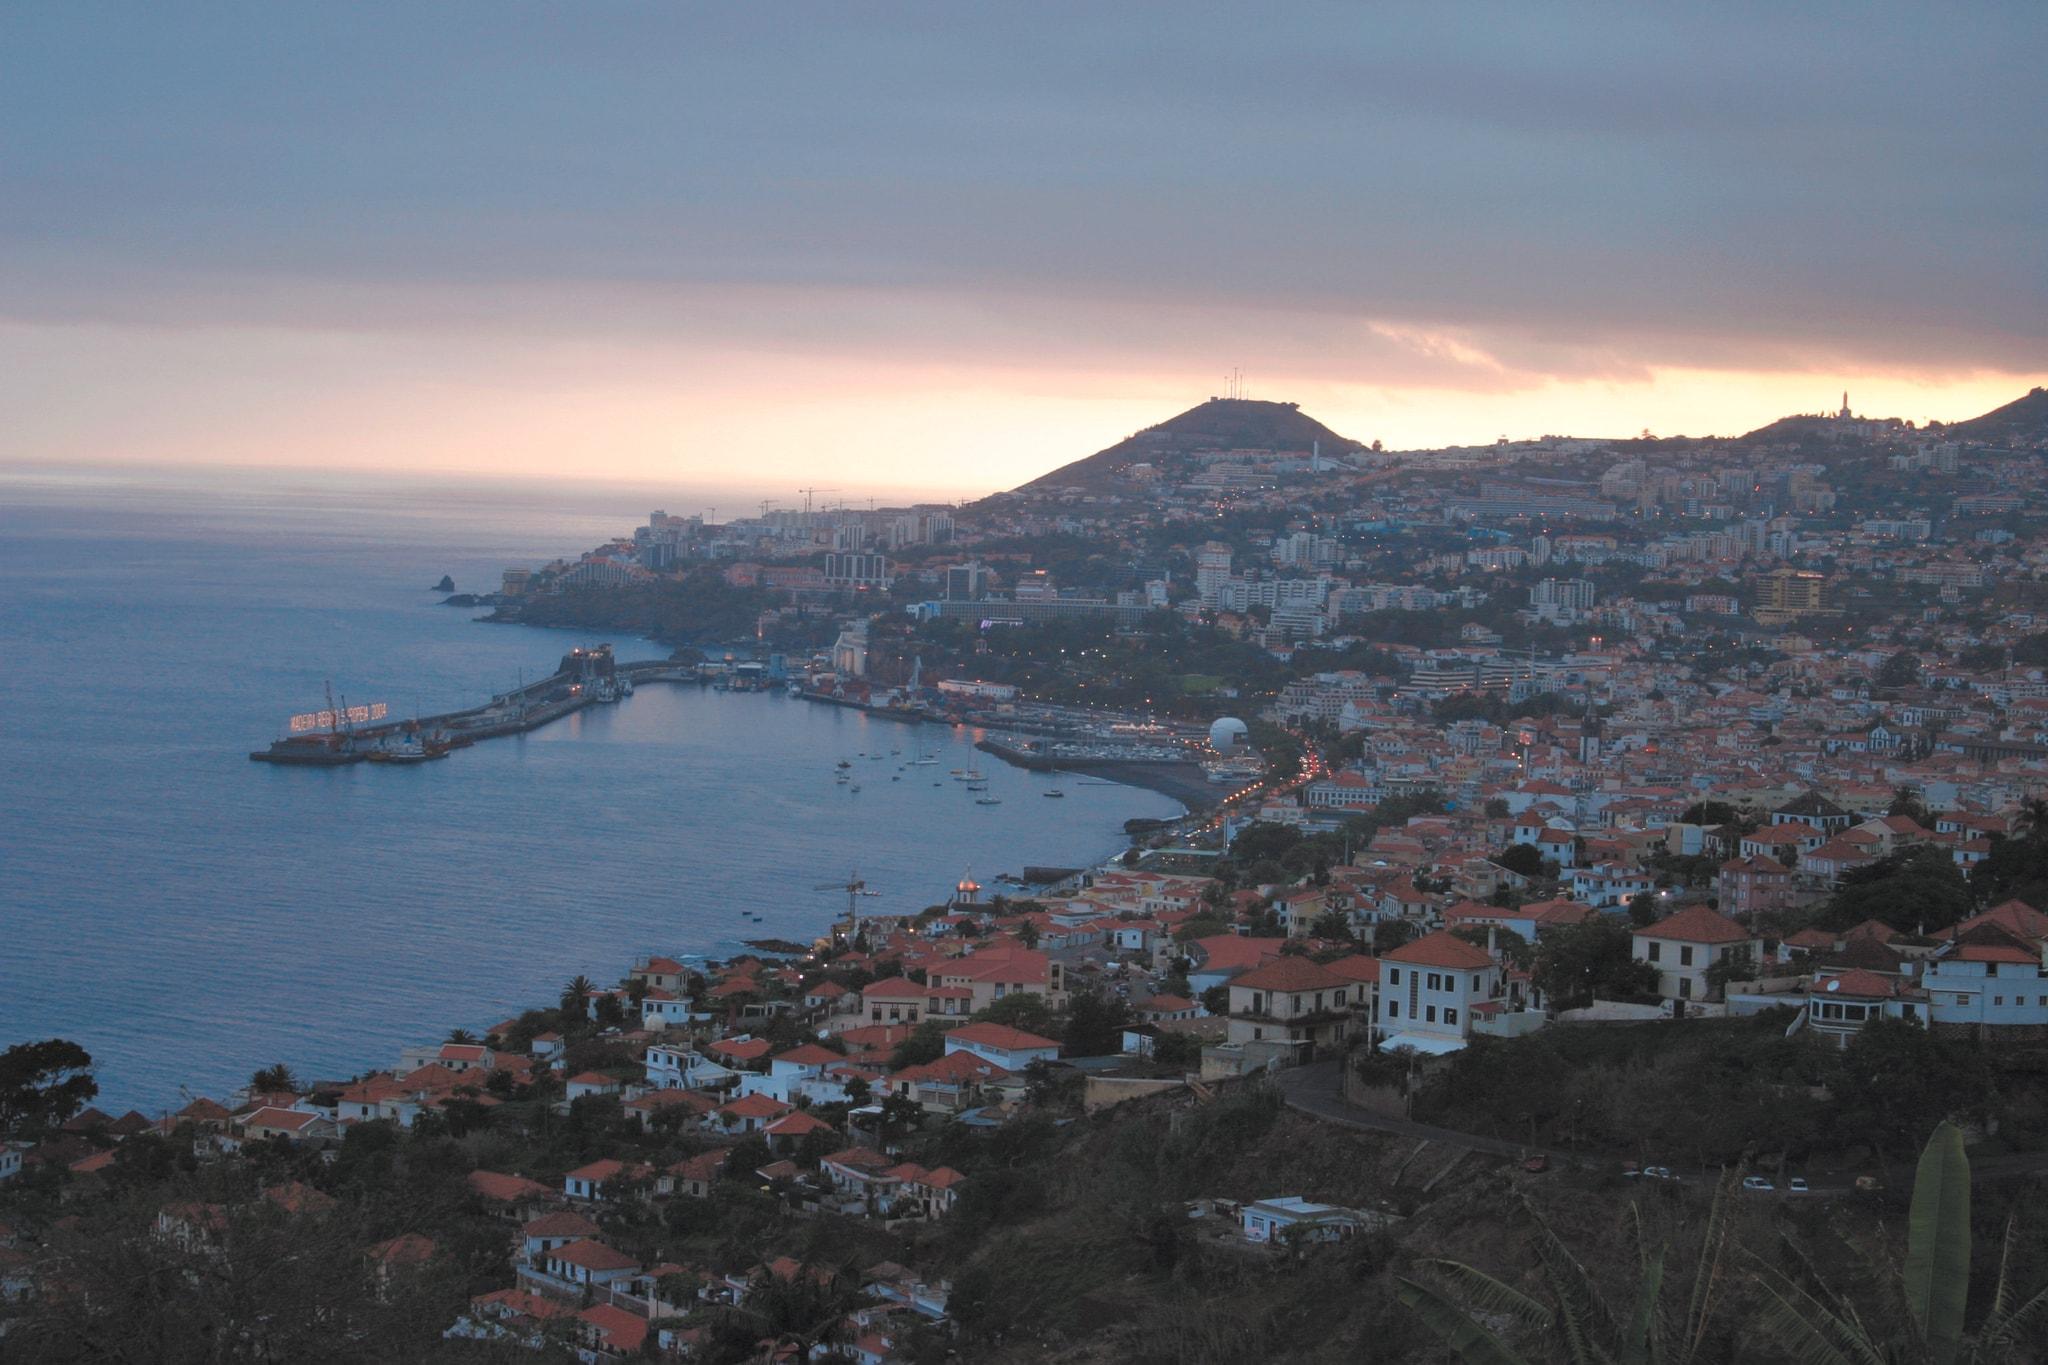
(0, 473, 1179, 1113)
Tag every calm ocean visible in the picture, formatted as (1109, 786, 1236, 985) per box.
(0, 468, 1179, 1112)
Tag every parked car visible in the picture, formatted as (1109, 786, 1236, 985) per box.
(1742, 1176, 1775, 1193)
(1523, 1154, 1549, 1173)
(1788, 1177, 1810, 1194)
(1854, 1175, 1883, 1193)
(1642, 1165, 1676, 1181)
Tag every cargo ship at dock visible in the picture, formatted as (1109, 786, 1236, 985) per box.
(250, 684, 379, 765)
(249, 731, 366, 766)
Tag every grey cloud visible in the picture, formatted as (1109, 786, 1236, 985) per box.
(2, 2, 2042, 377)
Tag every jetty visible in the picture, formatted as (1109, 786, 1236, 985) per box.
(249, 646, 703, 764)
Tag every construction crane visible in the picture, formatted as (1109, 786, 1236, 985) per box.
(758, 498, 780, 518)
(814, 870, 881, 938)
(798, 486, 839, 518)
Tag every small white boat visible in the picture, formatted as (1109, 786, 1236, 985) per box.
(976, 797, 1002, 806)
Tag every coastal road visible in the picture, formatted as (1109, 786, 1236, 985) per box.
(1273, 1061, 2048, 1197)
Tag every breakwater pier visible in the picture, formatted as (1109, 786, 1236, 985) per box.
(249, 646, 700, 764)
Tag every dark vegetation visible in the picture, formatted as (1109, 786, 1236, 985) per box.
(1403, 1014, 2048, 1170)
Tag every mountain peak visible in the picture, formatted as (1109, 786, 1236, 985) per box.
(1019, 398, 1362, 491)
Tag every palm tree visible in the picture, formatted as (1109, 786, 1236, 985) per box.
(445, 1027, 477, 1045)
(559, 975, 594, 1015)
(1751, 1121, 2048, 1365)
(2015, 798, 2048, 845)
(248, 1063, 300, 1094)
(1396, 1187, 1733, 1365)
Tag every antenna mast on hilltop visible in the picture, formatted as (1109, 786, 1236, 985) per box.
(1223, 367, 1246, 401)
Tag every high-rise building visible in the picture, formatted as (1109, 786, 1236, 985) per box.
(1753, 567, 1833, 623)
(1196, 542, 1233, 605)
(824, 552, 891, 589)
(944, 562, 989, 602)
(1529, 578, 1597, 611)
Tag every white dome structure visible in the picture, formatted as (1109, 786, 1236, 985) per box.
(1209, 717, 1250, 754)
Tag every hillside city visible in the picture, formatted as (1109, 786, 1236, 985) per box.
(11, 387, 2048, 1362)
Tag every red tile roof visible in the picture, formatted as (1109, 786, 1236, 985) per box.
(1816, 969, 1905, 999)
(468, 1170, 554, 1204)
(1190, 934, 1289, 971)
(577, 1301, 647, 1358)
(1383, 930, 1495, 970)
(1229, 956, 1352, 993)
(1633, 904, 1751, 945)
(716, 1093, 795, 1120)
(944, 1022, 1059, 1052)
(523, 1211, 602, 1239)
(368, 1232, 435, 1266)
(1322, 954, 1380, 984)
(764, 1110, 836, 1136)
(550, 1239, 640, 1273)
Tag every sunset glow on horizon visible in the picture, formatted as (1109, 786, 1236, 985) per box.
(3, 4, 2043, 494)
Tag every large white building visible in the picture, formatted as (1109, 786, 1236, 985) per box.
(1631, 905, 1760, 1003)
(1376, 930, 1502, 1055)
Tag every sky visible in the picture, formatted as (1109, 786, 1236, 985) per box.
(2, 3, 2044, 498)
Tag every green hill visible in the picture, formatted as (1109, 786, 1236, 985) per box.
(1946, 385, 2048, 445)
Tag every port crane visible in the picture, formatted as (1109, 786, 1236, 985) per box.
(814, 870, 881, 938)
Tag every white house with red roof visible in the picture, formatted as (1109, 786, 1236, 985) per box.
(933, 943, 1067, 1011)
(712, 1092, 795, 1134)
(237, 1106, 337, 1145)
(639, 988, 700, 1030)
(1569, 860, 1656, 909)
(1323, 955, 1381, 1018)
(565, 1072, 623, 1103)
(1376, 930, 1502, 1054)
(1224, 956, 1357, 1055)
(563, 1159, 644, 1202)
(1631, 905, 1760, 1003)
(735, 1043, 857, 1105)
(888, 1050, 1012, 1112)
(630, 955, 690, 994)
(1805, 969, 1925, 1046)
(643, 1041, 722, 1091)
(535, 1238, 640, 1292)
(520, 1210, 602, 1263)
(859, 976, 973, 1026)
(804, 979, 855, 1013)
(577, 1303, 649, 1360)
(941, 1022, 1059, 1070)
(1186, 934, 1289, 993)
